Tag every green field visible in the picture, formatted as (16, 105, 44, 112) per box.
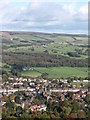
(3, 32, 88, 60)
(71, 82, 89, 85)
(21, 70, 42, 77)
(2, 63, 11, 75)
(21, 67, 88, 79)
(1, 32, 88, 79)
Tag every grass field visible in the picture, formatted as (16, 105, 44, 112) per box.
(2, 32, 88, 79)
(71, 82, 89, 85)
(21, 67, 88, 79)
(21, 70, 41, 77)
(2, 63, 11, 75)
(3, 32, 88, 60)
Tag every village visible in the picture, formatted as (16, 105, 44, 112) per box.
(0, 75, 89, 118)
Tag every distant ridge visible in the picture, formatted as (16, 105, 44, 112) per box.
(0, 31, 88, 37)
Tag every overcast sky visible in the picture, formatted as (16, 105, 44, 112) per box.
(0, 0, 89, 34)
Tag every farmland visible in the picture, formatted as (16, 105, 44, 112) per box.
(1, 31, 89, 120)
(21, 67, 88, 79)
(1, 32, 88, 79)
(2, 32, 88, 60)
(21, 70, 42, 77)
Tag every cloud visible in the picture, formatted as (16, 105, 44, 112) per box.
(79, 5, 88, 14)
(74, 4, 88, 22)
(0, 1, 88, 34)
(30, 0, 41, 10)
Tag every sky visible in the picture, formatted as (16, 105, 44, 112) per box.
(0, 0, 89, 34)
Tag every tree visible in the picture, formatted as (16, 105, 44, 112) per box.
(61, 106, 71, 118)
(3, 74, 8, 82)
(15, 96, 20, 104)
(54, 108, 60, 117)
(16, 106, 23, 117)
(65, 107, 71, 116)
(70, 113, 78, 119)
(31, 46, 34, 51)
(85, 95, 90, 104)
(72, 100, 80, 112)
(41, 112, 50, 119)
(77, 110, 86, 118)
(50, 114, 56, 119)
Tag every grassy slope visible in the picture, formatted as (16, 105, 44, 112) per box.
(2, 32, 88, 79)
(4, 33, 88, 59)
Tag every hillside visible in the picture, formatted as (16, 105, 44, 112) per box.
(1, 31, 88, 78)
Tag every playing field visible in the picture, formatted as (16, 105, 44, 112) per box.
(21, 70, 42, 77)
(21, 67, 88, 79)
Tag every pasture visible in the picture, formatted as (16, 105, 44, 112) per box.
(21, 67, 88, 79)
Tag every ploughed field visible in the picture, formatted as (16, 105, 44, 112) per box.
(1, 32, 88, 79)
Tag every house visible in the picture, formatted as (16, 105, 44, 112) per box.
(30, 82, 35, 86)
(22, 102, 25, 109)
(25, 92, 30, 97)
(83, 80, 88, 82)
(39, 104, 47, 111)
(82, 94, 86, 98)
(60, 94, 65, 101)
(27, 88, 35, 92)
(31, 105, 38, 112)
(8, 77, 14, 80)
(75, 93, 80, 99)
(31, 104, 47, 112)
(40, 79, 47, 83)
(22, 78, 27, 82)
(2, 102, 6, 106)
(73, 80, 77, 82)
(14, 81, 23, 86)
